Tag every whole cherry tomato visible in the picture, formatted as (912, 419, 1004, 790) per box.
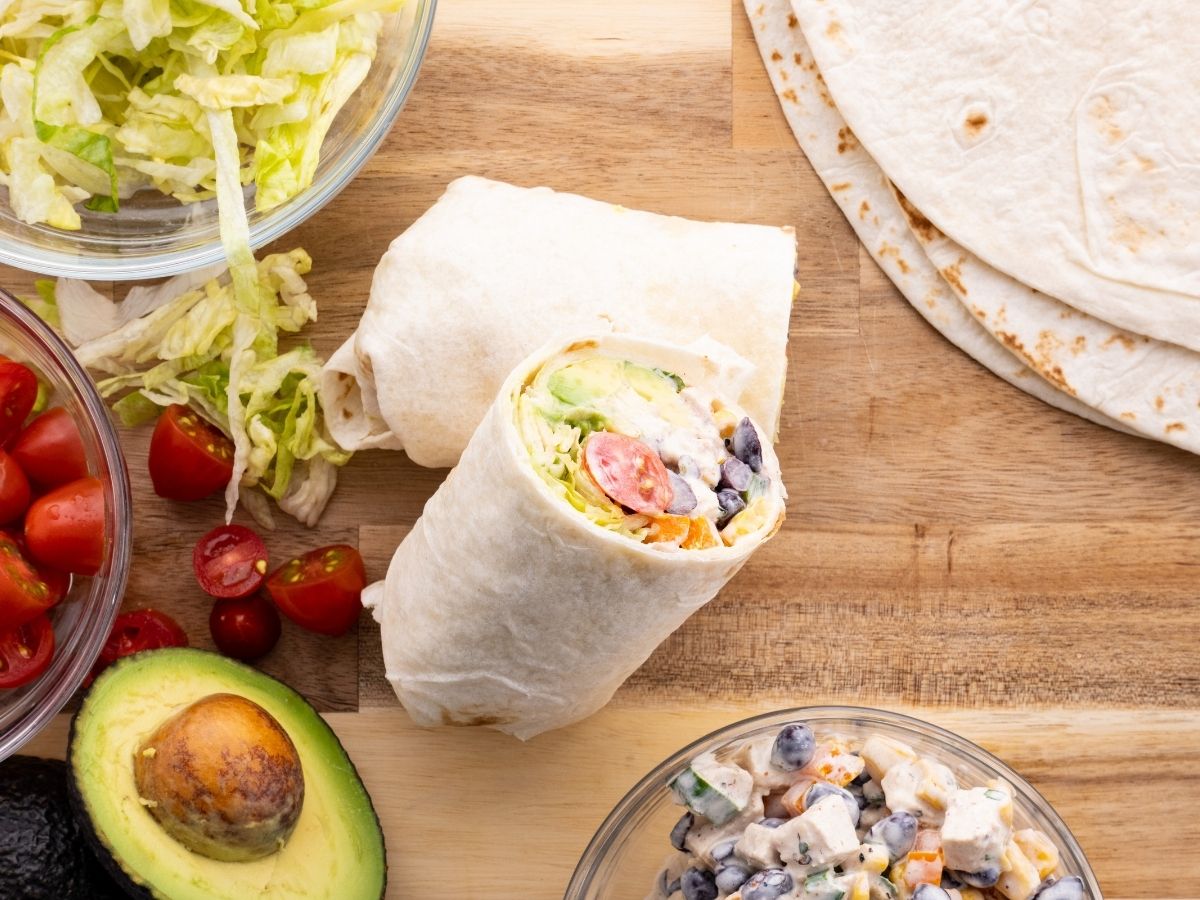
(266, 545, 366, 636)
(0, 362, 37, 447)
(24, 476, 105, 576)
(148, 405, 234, 501)
(193, 524, 268, 599)
(209, 593, 280, 660)
(0, 450, 31, 524)
(0, 615, 54, 688)
(11, 408, 87, 489)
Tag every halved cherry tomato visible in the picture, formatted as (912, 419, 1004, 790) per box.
(24, 476, 105, 576)
(149, 405, 234, 501)
(88, 608, 187, 684)
(581, 432, 673, 515)
(193, 524, 268, 599)
(0, 450, 31, 524)
(0, 530, 69, 610)
(0, 362, 37, 447)
(266, 545, 366, 636)
(210, 593, 280, 660)
(11, 408, 87, 489)
(0, 615, 54, 689)
(0, 533, 58, 629)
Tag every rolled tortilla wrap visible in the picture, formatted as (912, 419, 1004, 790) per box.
(320, 175, 796, 467)
(368, 334, 787, 739)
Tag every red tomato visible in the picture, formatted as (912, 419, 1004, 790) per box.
(0, 615, 54, 689)
(89, 608, 188, 684)
(193, 525, 268, 599)
(0, 533, 58, 628)
(0, 451, 30, 524)
(266, 545, 366, 636)
(148, 405, 234, 501)
(209, 593, 281, 660)
(0, 362, 37, 447)
(581, 432, 673, 514)
(10, 408, 87, 489)
(24, 477, 105, 576)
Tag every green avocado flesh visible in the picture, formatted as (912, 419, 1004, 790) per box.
(68, 649, 386, 900)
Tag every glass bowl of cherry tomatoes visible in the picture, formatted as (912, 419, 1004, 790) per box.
(0, 289, 131, 760)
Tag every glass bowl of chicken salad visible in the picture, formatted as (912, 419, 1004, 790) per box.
(566, 707, 1099, 900)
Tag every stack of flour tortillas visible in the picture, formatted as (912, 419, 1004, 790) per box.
(746, 0, 1200, 450)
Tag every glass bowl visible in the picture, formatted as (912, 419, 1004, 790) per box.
(0, 0, 437, 281)
(567, 706, 1101, 899)
(0, 291, 131, 760)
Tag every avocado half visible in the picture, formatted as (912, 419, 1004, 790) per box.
(67, 648, 386, 900)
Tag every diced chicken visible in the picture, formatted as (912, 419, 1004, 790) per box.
(882, 759, 957, 826)
(996, 839, 1042, 900)
(685, 793, 766, 865)
(731, 735, 795, 792)
(772, 794, 859, 867)
(861, 735, 919, 782)
(734, 821, 783, 868)
(941, 785, 1013, 874)
(802, 739, 866, 786)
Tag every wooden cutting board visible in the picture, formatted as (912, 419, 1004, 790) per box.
(9, 1, 1199, 897)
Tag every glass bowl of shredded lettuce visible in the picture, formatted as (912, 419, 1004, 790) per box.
(0, 0, 436, 279)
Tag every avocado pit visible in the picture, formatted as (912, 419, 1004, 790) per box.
(133, 692, 304, 862)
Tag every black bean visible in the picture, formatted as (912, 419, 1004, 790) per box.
(715, 863, 755, 893)
(864, 811, 918, 861)
(666, 471, 698, 515)
(732, 418, 763, 471)
(912, 887, 951, 900)
(719, 456, 753, 492)
(680, 867, 718, 900)
(669, 811, 693, 851)
(770, 722, 816, 770)
(710, 839, 737, 862)
(954, 867, 1001, 888)
(741, 868, 793, 900)
(716, 489, 746, 528)
(757, 817, 786, 829)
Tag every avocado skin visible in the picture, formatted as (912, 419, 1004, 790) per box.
(65, 709, 155, 900)
(0, 756, 124, 900)
(66, 649, 388, 900)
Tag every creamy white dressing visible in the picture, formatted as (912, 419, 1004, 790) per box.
(652, 725, 1078, 900)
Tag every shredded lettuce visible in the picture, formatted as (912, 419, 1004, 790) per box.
(60, 248, 350, 527)
(0, 0, 401, 226)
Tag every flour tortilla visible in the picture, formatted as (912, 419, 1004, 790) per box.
(320, 176, 796, 467)
(743, 0, 1129, 435)
(792, 0, 1200, 350)
(366, 334, 786, 740)
(891, 187, 1200, 451)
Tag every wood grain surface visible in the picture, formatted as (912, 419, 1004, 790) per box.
(5, 1, 1198, 898)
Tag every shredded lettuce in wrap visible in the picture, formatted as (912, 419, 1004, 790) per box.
(515, 388, 651, 543)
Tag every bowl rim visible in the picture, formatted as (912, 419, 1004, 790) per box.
(564, 704, 1101, 898)
(0, 291, 131, 759)
(0, 0, 438, 281)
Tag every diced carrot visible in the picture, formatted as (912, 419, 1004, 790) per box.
(802, 740, 866, 786)
(780, 777, 816, 816)
(645, 515, 691, 545)
(682, 517, 720, 549)
(903, 852, 943, 888)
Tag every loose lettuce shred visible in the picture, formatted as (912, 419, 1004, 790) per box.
(56, 249, 350, 527)
(0, 0, 399, 226)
